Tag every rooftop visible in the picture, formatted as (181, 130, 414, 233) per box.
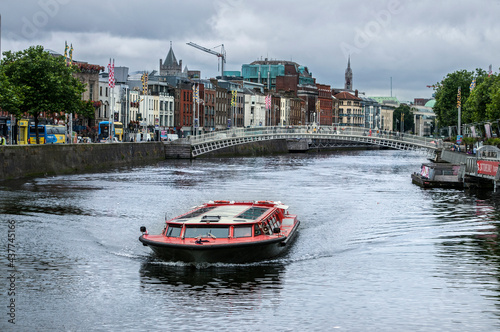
(334, 91, 361, 100)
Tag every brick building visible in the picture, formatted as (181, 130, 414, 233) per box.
(316, 83, 333, 126)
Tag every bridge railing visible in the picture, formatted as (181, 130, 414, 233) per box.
(186, 126, 441, 149)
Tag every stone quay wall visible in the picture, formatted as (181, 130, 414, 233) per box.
(194, 139, 289, 158)
(0, 142, 165, 180)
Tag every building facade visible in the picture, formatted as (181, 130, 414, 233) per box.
(316, 83, 333, 126)
(335, 91, 363, 127)
(243, 88, 266, 127)
(361, 97, 381, 130)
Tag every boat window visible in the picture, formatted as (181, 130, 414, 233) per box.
(264, 221, 273, 234)
(184, 226, 229, 238)
(269, 215, 279, 229)
(234, 226, 252, 238)
(166, 225, 182, 237)
(236, 207, 269, 220)
(177, 206, 216, 219)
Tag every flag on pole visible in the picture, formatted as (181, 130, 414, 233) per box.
(231, 90, 237, 106)
(489, 64, 493, 77)
(470, 77, 476, 92)
(108, 59, 115, 89)
(193, 84, 199, 103)
(471, 126, 477, 138)
(265, 95, 271, 110)
(141, 72, 148, 95)
(457, 86, 461, 108)
(64, 41, 68, 63)
(69, 44, 73, 65)
(485, 123, 492, 139)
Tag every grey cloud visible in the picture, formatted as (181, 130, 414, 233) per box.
(1, 0, 499, 101)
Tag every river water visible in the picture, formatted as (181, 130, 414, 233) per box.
(1, 149, 500, 331)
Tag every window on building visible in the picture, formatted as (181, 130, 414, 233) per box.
(89, 83, 94, 101)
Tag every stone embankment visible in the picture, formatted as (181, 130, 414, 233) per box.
(1, 138, 365, 180)
(0, 142, 165, 180)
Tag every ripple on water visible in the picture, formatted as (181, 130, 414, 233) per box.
(3, 151, 500, 331)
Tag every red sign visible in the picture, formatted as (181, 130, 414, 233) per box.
(477, 160, 500, 176)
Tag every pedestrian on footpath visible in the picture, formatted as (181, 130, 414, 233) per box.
(0, 136, 6, 145)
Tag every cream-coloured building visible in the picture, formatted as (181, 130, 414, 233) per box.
(334, 91, 363, 127)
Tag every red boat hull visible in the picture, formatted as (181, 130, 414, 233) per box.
(140, 220, 299, 263)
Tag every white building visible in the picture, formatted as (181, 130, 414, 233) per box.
(280, 97, 291, 126)
(98, 79, 122, 124)
(243, 88, 266, 127)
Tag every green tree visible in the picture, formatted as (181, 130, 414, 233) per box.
(0, 72, 23, 118)
(393, 104, 414, 133)
(463, 69, 490, 123)
(486, 73, 500, 121)
(433, 69, 475, 128)
(0, 45, 86, 143)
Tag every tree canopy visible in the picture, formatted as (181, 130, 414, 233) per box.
(0, 72, 23, 117)
(393, 104, 414, 132)
(432, 69, 473, 128)
(0, 45, 88, 142)
(433, 68, 500, 132)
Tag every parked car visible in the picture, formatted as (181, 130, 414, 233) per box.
(104, 137, 120, 143)
(77, 136, 92, 143)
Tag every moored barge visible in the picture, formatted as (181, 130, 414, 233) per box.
(411, 163, 463, 189)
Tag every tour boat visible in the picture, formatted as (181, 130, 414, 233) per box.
(139, 200, 300, 263)
(411, 163, 463, 189)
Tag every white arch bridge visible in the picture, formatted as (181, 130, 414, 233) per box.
(167, 126, 442, 159)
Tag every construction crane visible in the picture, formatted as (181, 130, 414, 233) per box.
(186, 42, 226, 78)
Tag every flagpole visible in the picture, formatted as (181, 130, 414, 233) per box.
(197, 85, 200, 136)
(107, 58, 116, 142)
(192, 84, 195, 137)
(109, 59, 112, 142)
(195, 84, 198, 137)
(457, 86, 461, 136)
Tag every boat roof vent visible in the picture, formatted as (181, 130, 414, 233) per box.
(201, 215, 221, 222)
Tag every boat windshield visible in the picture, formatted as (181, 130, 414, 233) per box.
(166, 225, 182, 237)
(184, 226, 229, 239)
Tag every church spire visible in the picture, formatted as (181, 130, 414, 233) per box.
(345, 55, 353, 91)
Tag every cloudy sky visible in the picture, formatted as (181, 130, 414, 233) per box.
(1, 0, 499, 102)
